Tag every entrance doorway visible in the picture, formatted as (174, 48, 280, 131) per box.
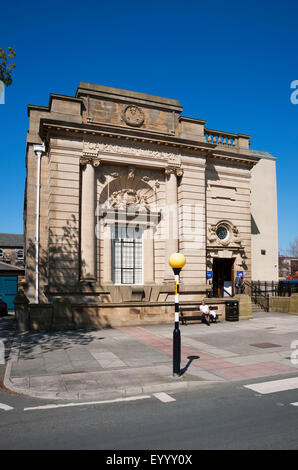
(0, 276, 18, 312)
(212, 258, 235, 297)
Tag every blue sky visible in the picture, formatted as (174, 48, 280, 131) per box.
(0, 0, 297, 252)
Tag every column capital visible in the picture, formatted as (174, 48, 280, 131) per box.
(165, 166, 184, 177)
(80, 156, 101, 168)
(92, 157, 101, 168)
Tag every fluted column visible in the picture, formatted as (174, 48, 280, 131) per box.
(80, 157, 100, 281)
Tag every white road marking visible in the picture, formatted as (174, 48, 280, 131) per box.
(24, 395, 151, 411)
(0, 403, 14, 411)
(244, 377, 298, 395)
(153, 392, 176, 403)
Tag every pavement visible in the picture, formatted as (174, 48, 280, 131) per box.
(1, 311, 298, 401)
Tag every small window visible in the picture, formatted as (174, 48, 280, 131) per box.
(16, 250, 24, 260)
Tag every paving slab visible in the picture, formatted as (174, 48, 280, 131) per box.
(2, 311, 298, 401)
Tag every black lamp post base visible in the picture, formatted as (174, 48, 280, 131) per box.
(173, 325, 181, 377)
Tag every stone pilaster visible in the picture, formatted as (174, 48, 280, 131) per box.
(164, 167, 182, 282)
(103, 224, 113, 284)
(143, 226, 154, 284)
(80, 157, 100, 281)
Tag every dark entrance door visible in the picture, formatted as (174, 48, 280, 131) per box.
(212, 258, 235, 297)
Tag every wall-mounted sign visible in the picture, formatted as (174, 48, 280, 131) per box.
(206, 271, 213, 279)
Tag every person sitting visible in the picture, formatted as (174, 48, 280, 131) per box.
(199, 300, 211, 326)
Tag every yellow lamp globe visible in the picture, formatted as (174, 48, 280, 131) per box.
(169, 252, 186, 270)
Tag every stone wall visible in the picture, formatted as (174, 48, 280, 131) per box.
(234, 294, 252, 319)
(206, 158, 252, 280)
(28, 298, 232, 331)
(179, 152, 206, 285)
(251, 154, 278, 281)
(269, 294, 298, 314)
(48, 137, 82, 288)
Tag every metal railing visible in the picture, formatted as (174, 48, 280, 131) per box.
(248, 280, 298, 297)
(249, 282, 270, 312)
(276, 280, 298, 296)
(246, 280, 298, 313)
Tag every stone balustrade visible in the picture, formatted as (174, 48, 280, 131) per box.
(205, 129, 250, 150)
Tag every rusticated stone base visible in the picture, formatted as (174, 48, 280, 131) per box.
(72, 303, 175, 329)
(27, 298, 232, 331)
(28, 302, 176, 330)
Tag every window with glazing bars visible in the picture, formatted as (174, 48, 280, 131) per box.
(112, 225, 143, 284)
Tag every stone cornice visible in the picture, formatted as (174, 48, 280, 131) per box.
(41, 119, 209, 151)
(41, 119, 258, 167)
(209, 151, 260, 167)
(179, 116, 207, 125)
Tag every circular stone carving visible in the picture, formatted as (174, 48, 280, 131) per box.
(122, 105, 144, 127)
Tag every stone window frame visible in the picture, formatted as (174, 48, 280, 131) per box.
(111, 223, 144, 286)
(98, 208, 160, 286)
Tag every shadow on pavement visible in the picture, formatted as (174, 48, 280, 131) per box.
(180, 355, 200, 376)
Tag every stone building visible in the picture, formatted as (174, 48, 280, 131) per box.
(23, 82, 278, 329)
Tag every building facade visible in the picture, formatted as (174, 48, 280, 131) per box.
(23, 83, 278, 328)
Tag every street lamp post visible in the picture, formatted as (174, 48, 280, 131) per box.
(169, 252, 186, 377)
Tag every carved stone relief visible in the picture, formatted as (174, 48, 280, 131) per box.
(121, 105, 145, 127)
(83, 139, 181, 167)
(207, 221, 242, 247)
(105, 189, 150, 211)
(128, 166, 136, 179)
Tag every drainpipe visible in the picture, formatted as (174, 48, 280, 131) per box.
(33, 143, 45, 304)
